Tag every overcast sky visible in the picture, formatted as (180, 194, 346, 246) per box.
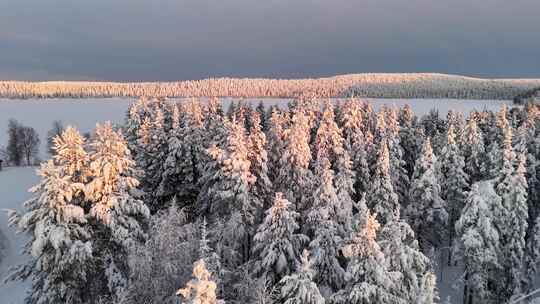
(1, 0, 539, 81)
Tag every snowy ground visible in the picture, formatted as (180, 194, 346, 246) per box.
(0, 167, 39, 303)
(0, 97, 514, 158)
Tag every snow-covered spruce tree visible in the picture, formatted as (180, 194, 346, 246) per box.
(335, 211, 405, 304)
(454, 181, 502, 304)
(247, 111, 272, 213)
(398, 104, 420, 179)
(314, 101, 355, 236)
(366, 140, 400, 226)
(275, 110, 313, 214)
(255, 100, 268, 131)
(384, 106, 410, 206)
(307, 157, 346, 294)
(378, 218, 437, 303)
(197, 217, 225, 298)
(124, 97, 150, 155)
(134, 104, 170, 212)
(266, 108, 288, 183)
(197, 118, 257, 265)
(177, 259, 223, 304)
(406, 137, 448, 251)
(485, 106, 511, 180)
(6, 127, 93, 304)
(158, 100, 205, 208)
(85, 122, 150, 302)
(252, 193, 309, 284)
(279, 250, 325, 304)
(494, 126, 529, 299)
(438, 123, 469, 264)
(340, 98, 371, 202)
(460, 117, 486, 182)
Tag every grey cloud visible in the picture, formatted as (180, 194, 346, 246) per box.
(0, 0, 539, 81)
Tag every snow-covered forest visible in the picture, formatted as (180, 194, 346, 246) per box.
(2, 73, 540, 100)
(4, 96, 540, 304)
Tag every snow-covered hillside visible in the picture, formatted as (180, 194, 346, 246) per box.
(1, 73, 540, 99)
(0, 167, 40, 304)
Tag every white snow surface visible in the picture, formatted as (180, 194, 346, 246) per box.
(0, 167, 40, 304)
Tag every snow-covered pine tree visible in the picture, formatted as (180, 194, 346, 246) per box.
(379, 219, 436, 303)
(279, 250, 325, 304)
(177, 259, 223, 304)
(275, 110, 313, 214)
(85, 122, 150, 301)
(385, 106, 410, 206)
(135, 103, 170, 212)
(336, 211, 405, 304)
(485, 106, 511, 179)
(398, 104, 420, 179)
(252, 193, 309, 284)
(159, 100, 205, 208)
(199, 217, 223, 290)
(307, 157, 346, 294)
(314, 101, 355, 236)
(266, 107, 288, 183)
(255, 100, 268, 131)
(6, 127, 93, 304)
(366, 140, 400, 225)
(247, 111, 272, 213)
(197, 118, 257, 265)
(495, 125, 529, 299)
(460, 117, 486, 182)
(340, 98, 371, 202)
(406, 137, 448, 251)
(438, 123, 469, 264)
(124, 97, 150, 156)
(454, 181, 502, 304)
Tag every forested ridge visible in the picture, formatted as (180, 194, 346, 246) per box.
(2, 73, 540, 100)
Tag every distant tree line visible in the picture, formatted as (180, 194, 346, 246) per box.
(514, 87, 540, 104)
(1, 73, 540, 100)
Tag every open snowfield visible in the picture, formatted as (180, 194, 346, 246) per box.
(0, 167, 39, 303)
(0, 97, 514, 157)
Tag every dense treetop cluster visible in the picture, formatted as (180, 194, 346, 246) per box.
(7, 96, 540, 304)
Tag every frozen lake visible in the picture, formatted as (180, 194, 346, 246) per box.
(0, 97, 514, 158)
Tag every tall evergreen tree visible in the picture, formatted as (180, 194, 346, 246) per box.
(252, 193, 309, 284)
(455, 181, 502, 304)
(276, 110, 313, 214)
(85, 122, 150, 302)
(406, 138, 448, 251)
(460, 117, 486, 182)
(336, 211, 405, 304)
(279, 250, 325, 304)
(495, 126, 529, 299)
(6, 127, 93, 304)
(366, 140, 400, 225)
(439, 124, 469, 264)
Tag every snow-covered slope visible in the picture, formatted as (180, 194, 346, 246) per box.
(0, 167, 40, 304)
